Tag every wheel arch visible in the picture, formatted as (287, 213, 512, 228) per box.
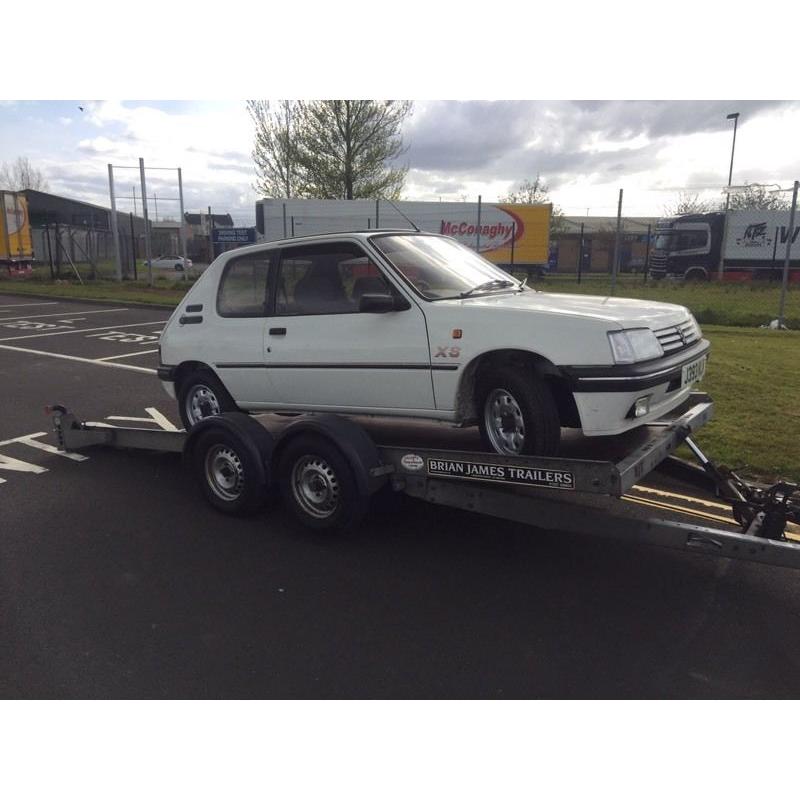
(173, 360, 220, 391)
(455, 348, 580, 428)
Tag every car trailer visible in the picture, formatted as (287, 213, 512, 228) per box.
(48, 392, 800, 571)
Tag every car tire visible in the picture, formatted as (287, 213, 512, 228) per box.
(191, 426, 267, 515)
(477, 365, 561, 456)
(178, 370, 237, 430)
(278, 433, 369, 532)
(174, 263, 184, 272)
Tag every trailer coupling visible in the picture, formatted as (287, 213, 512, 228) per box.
(684, 436, 800, 541)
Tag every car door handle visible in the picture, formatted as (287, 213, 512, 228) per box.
(269, 327, 287, 336)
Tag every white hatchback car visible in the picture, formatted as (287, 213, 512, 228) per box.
(147, 255, 193, 272)
(158, 231, 710, 456)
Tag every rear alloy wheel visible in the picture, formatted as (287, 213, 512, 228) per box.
(478, 366, 561, 457)
(178, 371, 236, 430)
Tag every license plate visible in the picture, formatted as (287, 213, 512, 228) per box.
(681, 355, 706, 387)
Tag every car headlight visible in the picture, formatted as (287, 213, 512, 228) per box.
(608, 329, 664, 364)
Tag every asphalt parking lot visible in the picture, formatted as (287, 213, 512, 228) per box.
(2, 294, 800, 698)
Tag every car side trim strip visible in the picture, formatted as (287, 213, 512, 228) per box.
(215, 362, 458, 371)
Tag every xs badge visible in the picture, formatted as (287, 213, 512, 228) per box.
(434, 346, 461, 358)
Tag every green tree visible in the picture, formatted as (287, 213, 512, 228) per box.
(500, 174, 565, 233)
(663, 191, 715, 216)
(725, 182, 790, 211)
(294, 100, 412, 199)
(247, 100, 300, 198)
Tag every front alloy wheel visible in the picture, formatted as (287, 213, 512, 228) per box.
(185, 383, 221, 426)
(483, 388, 527, 455)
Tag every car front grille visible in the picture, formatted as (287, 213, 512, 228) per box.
(654, 318, 700, 354)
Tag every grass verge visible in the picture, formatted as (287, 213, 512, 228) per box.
(686, 325, 800, 482)
(522, 272, 800, 329)
(0, 277, 189, 307)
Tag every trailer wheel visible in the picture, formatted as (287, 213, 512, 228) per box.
(178, 369, 236, 430)
(477, 366, 560, 456)
(278, 433, 368, 531)
(191, 426, 268, 515)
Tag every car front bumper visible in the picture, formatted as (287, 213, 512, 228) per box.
(562, 339, 711, 436)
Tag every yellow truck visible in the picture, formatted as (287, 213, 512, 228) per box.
(0, 191, 34, 274)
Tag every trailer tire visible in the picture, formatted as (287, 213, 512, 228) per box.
(191, 425, 269, 516)
(178, 369, 237, 430)
(278, 433, 369, 532)
(477, 366, 560, 456)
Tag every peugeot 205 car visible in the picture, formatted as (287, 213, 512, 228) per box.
(157, 231, 710, 456)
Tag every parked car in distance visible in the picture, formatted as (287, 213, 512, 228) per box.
(147, 254, 193, 272)
(157, 231, 710, 456)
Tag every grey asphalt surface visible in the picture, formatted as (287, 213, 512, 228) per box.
(1, 295, 800, 698)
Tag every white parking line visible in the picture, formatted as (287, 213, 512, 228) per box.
(96, 349, 159, 361)
(0, 301, 59, 309)
(107, 407, 179, 431)
(0, 320, 168, 342)
(0, 308, 129, 322)
(0, 343, 157, 374)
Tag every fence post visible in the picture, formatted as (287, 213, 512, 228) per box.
(612, 189, 623, 295)
(577, 222, 584, 284)
(643, 223, 651, 283)
(778, 180, 799, 327)
(376, 199, 380, 228)
(108, 163, 123, 282)
(129, 213, 138, 281)
(139, 158, 153, 287)
(44, 223, 53, 279)
(282, 203, 287, 238)
(476, 195, 482, 252)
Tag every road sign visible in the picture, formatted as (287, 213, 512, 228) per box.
(212, 227, 256, 244)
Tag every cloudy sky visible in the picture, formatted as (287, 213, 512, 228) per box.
(2, 99, 799, 224)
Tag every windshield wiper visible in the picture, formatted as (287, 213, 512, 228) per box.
(459, 279, 515, 298)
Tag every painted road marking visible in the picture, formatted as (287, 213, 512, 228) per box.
(0, 343, 157, 374)
(632, 485, 734, 511)
(86, 330, 160, 344)
(97, 349, 159, 361)
(106, 407, 179, 431)
(0, 432, 87, 461)
(623, 494, 736, 526)
(0, 307, 129, 322)
(0, 453, 47, 483)
(0, 301, 59, 309)
(0, 320, 168, 342)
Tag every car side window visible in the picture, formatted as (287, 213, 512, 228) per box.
(217, 251, 273, 317)
(276, 242, 392, 316)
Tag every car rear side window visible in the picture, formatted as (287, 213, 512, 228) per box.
(217, 251, 273, 317)
(276, 242, 391, 315)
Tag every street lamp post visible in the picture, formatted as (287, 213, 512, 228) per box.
(718, 112, 740, 279)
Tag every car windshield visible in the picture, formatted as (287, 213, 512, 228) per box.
(370, 234, 521, 300)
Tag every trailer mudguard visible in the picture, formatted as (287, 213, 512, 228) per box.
(183, 412, 275, 489)
(274, 413, 387, 498)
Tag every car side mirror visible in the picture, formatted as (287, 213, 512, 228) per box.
(358, 293, 409, 313)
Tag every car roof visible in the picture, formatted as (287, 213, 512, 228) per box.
(217, 229, 443, 260)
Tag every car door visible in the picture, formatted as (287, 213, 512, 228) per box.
(264, 240, 434, 412)
(209, 248, 274, 404)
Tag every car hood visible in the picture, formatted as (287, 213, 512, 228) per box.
(445, 290, 690, 329)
